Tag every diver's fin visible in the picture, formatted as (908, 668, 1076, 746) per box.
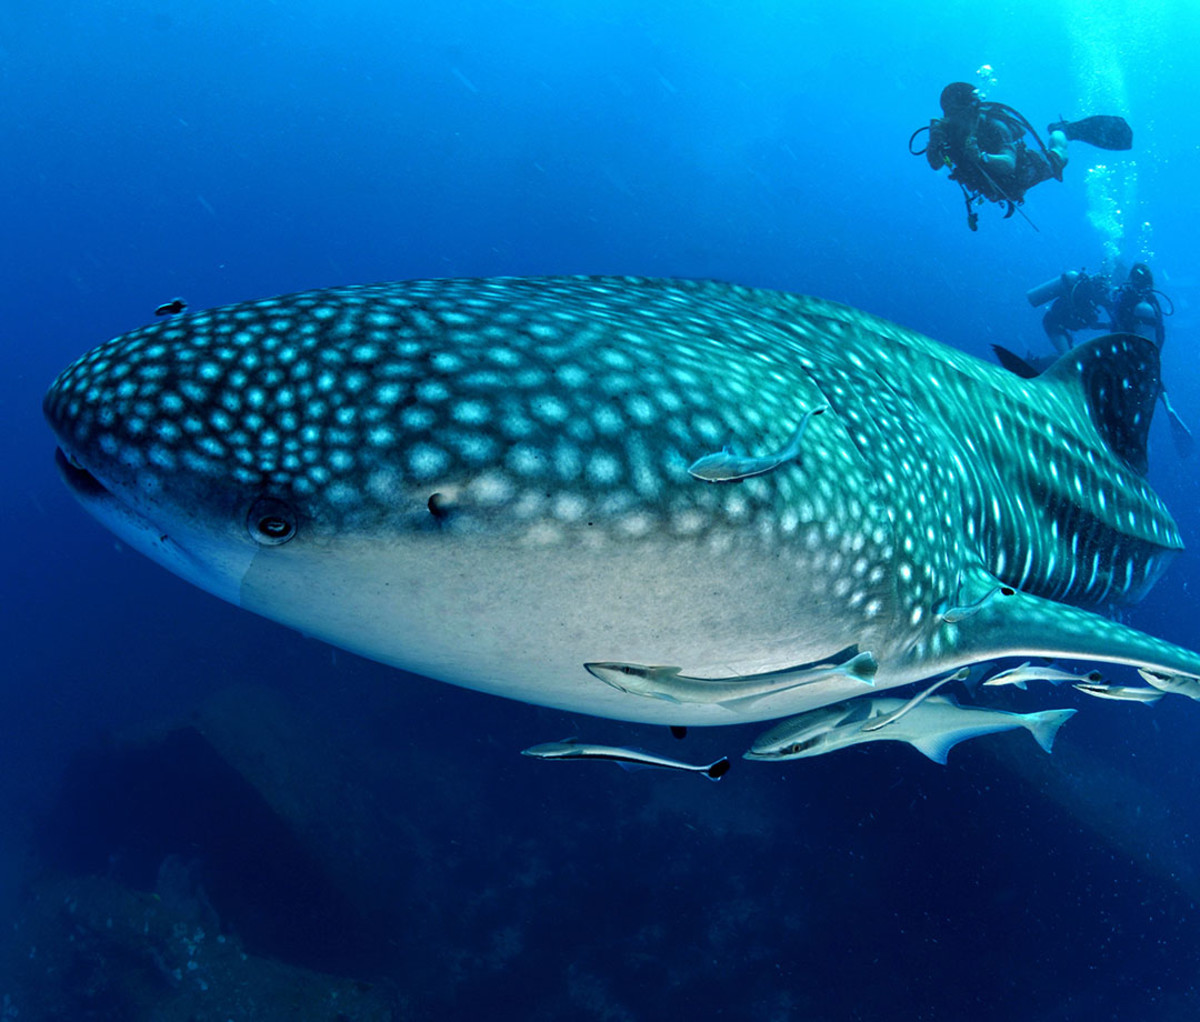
(1170, 415, 1194, 459)
(1040, 333, 1160, 474)
(1051, 115, 1133, 151)
(1163, 393, 1195, 459)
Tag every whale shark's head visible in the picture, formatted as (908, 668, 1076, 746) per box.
(45, 286, 459, 612)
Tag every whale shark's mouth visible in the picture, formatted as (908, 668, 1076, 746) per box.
(51, 445, 255, 611)
(53, 444, 170, 549)
(54, 447, 112, 502)
(53, 445, 173, 557)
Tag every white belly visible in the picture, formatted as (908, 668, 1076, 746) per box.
(237, 531, 901, 725)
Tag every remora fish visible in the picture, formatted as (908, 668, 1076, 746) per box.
(687, 404, 827, 482)
(155, 298, 187, 317)
(42, 276, 1200, 725)
(859, 667, 969, 732)
(583, 646, 877, 707)
(744, 697, 1077, 764)
(982, 661, 1104, 690)
(1138, 669, 1200, 701)
(1073, 682, 1164, 705)
(521, 739, 730, 781)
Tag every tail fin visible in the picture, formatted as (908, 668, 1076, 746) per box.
(705, 757, 731, 781)
(843, 650, 879, 684)
(1025, 708, 1078, 754)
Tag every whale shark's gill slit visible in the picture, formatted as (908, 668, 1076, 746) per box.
(796, 356, 965, 627)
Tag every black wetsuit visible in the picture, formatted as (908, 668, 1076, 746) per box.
(930, 105, 1054, 205)
(1111, 285, 1165, 348)
(1043, 273, 1110, 351)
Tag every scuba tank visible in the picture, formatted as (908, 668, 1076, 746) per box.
(1027, 271, 1081, 307)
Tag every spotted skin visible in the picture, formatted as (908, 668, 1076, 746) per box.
(43, 276, 1200, 725)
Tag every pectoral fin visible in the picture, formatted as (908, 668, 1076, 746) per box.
(947, 570, 1200, 682)
(908, 733, 961, 765)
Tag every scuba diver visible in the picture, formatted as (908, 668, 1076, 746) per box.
(1023, 263, 1171, 352)
(1028, 269, 1112, 354)
(1108, 263, 1191, 456)
(1111, 261, 1165, 346)
(995, 262, 1192, 458)
(911, 83, 1133, 231)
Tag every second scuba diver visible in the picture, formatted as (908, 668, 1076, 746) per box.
(995, 263, 1192, 458)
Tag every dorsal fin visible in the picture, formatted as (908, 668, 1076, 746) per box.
(991, 344, 1042, 379)
(1040, 333, 1160, 475)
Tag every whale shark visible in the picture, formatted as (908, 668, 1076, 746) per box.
(42, 276, 1200, 725)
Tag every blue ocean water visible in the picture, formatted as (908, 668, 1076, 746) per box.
(4, 1, 1200, 1018)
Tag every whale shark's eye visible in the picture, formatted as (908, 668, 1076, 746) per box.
(247, 497, 297, 546)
